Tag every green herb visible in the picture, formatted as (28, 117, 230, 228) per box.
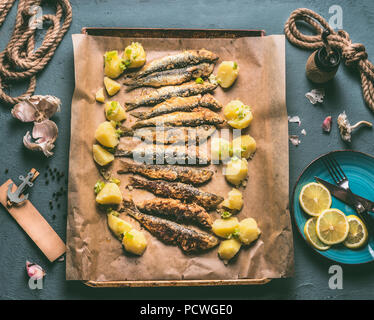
(232, 228, 240, 239)
(237, 110, 245, 120)
(119, 59, 127, 72)
(104, 50, 117, 62)
(125, 48, 132, 56)
(124, 59, 131, 67)
(233, 62, 238, 70)
(123, 231, 134, 240)
(195, 77, 204, 84)
(221, 211, 232, 219)
(106, 101, 119, 117)
(94, 180, 105, 194)
(115, 128, 123, 137)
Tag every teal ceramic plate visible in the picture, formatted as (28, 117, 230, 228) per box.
(292, 150, 374, 265)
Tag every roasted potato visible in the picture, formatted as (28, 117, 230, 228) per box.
(221, 188, 243, 212)
(218, 239, 241, 262)
(104, 50, 126, 79)
(104, 101, 127, 122)
(95, 182, 123, 205)
(231, 135, 256, 159)
(93, 144, 114, 166)
(95, 121, 119, 148)
(107, 212, 132, 239)
(224, 100, 253, 129)
(212, 217, 239, 239)
(104, 76, 121, 96)
(211, 137, 231, 162)
(122, 229, 147, 255)
(216, 61, 239, 88)
(239, 218, 261, 245)
(95, 88, 105, 103)
(123, 42, 146, 69)
(224, 157, 248, 186)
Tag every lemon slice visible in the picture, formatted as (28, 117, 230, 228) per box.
(304, 217, 331, 251)
(299, 182, 332, 216)
(343, 215, 368, 249)
(316, 209, 349, 245)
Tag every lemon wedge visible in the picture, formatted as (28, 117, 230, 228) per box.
(316, 208, 349, 245)
(304, 217, 331, 250)
(343, 215, 368, 249)
(299, 182, 332, 216)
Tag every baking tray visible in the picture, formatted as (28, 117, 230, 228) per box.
(81, 27, 269, 288)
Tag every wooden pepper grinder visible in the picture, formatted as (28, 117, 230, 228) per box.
(305, 29, 341, 83)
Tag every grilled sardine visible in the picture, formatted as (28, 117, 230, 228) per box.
(137, 198, 213, 228)
(115, 144, 210, 165)
(132, 107, 225, 129)
(125, 82, 217, 110)
(124, 126, 216, 145)
(124, 201, 219, 252)
(130, 94, 222, 120)
(129, 49, 218, 79)
(118, 159, 214, 185)
(128, 176, 223, 210)
(124, 63, 214, 89)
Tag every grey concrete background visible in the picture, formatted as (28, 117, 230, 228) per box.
(0, 0, 374, 299)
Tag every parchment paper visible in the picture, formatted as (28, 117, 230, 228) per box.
(66, 33, 294, 281)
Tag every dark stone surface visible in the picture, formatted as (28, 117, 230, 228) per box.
(0, 0, 374, 299)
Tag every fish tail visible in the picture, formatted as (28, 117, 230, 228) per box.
(117, 160, 134, 174)
(130, 111, 145, 119)
(128, 176, 145, 188)
(125, 102, 139, 111)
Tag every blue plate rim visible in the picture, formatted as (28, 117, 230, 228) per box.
(291, 149, 374, 266)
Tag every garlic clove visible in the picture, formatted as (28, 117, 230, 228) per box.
(289, 135, 301, 146)
(322, 116, 332, 133)
(11, 100, 39, 122)
(23, 120, 58, 157)
(11, 95, 61, 123)
(305, 88, 325, 104)
(26, 261, 46, 280)
(30, 95, 61, 120)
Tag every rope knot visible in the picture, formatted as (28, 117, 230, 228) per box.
(342, 43, 368, 66)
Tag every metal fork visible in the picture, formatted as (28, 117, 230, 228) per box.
(323, 153, 374, 254)
(323, 154, 366, 215)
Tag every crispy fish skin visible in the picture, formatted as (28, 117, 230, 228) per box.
(124, 63, 214, 89)
(132, 107, 225, 129)
(137, 198, 213, 228)
(118, 159, 214, 185)
(125, 82, 217, 110)
(122, 126, 216, 145)
(131, 94, 222, 120)
(129, 49, 218, 79)
(129, 176, 223, 210)
(115, 144, 211, 165)
(124, 201, 219, 252)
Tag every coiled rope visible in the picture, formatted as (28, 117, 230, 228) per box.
(284, 8, 374, 112)
(0, 0, 72, 105)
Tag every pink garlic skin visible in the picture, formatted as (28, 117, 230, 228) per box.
(11, 95, 61, 123)
(322, 116, 332, 133)
(26, 261, 46, 280)
(23, 120, 59, 157)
